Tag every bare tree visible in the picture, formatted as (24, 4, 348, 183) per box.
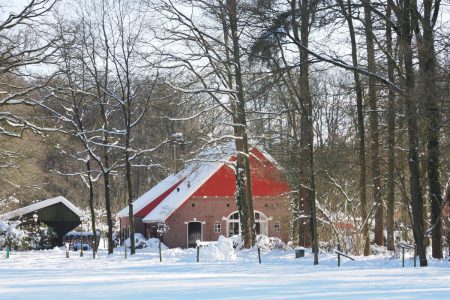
(105, 0, 159, 255)
(155, 0, 256, 248)
(336, 0, 370, 255)
(414, 0, 444, 259)
(385, 2, 397, 251)
(396, 0, 427, 266)
(287, 0, 319, 265)
(362, 0, 383, 247)
(0, 0, 58, 137)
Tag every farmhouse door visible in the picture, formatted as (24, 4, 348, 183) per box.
(187, 222, 202, 248)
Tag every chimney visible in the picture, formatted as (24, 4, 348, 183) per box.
(171, 133, 185, 170)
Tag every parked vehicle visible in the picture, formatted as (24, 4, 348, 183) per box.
(73, 243, 90, 251)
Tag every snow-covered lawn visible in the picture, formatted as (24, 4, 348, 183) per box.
(1, 247, 449, 299)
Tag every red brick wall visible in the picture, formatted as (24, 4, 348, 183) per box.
(120, 216, 145, 240)
(161, 195, 291, 248)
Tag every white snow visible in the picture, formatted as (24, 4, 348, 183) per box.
(142, 158, 224, 223)
(141, 143, 235, 223)
(1, 245, 449, 299)
(0, 196, 83, 221)
(123, 233, 168, 250)
(116, 175, 182, 218)
(0, 220, 26, 246)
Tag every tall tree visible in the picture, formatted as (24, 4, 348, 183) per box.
(157, 0, 255, 247)
(248, 0, 320, 261)
(289, 0, 319, 265)
(363, 0, 383, 247)
(226, 0, 256, 248)
(106, 0, 154, 255)
(385, 3, 397, 251)
(336, 0, 370, 255)
(397, 0, 427, 266)
(414, 0, 444, 259)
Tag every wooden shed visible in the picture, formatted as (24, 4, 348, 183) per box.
(0, 196, 83, 245)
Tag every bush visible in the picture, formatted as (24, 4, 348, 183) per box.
(256, 235, 287, 250)
(0, 220, 27, 250)
(123, 233, 168, 250)
(0, 221, 58, 250)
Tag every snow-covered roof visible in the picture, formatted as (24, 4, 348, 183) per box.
(0, 196, 83, 221)
(254, 145, 285, 171)
(119, 142, 279, 223)
(142, 157, 225, 223)
(116, 143, 233, 222)
(116, 174, 183, 218)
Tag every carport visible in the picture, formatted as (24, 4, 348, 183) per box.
(0, 196, 83, 245)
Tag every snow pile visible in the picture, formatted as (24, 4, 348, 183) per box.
(197, 236, 236, 261)
(124, 233, 168, 250)
(52, 246, 62, 253)
(228, 234, 244, 249)
(370, 244, 395, 256)
(225, 234, 287, 251)
(256, 235, 287, 250)
(146, 238, 168, 249)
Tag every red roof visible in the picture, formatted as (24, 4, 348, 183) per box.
(134, 179, 184, 218)
(193, 147, 290, 197)
(120, 145, 291, 221)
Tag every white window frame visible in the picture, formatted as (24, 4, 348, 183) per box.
(226, 210, 269, 237)
(214, 221, 221, 233)
(274, 221, 280, 232)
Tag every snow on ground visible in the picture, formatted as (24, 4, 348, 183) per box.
(1, 246, 450, 300)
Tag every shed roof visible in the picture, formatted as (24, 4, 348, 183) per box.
(0, 196, 83, 221)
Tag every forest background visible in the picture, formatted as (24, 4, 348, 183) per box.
(0, 0, 449, 266)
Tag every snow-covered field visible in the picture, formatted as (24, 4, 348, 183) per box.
(1, 246, 450, 300)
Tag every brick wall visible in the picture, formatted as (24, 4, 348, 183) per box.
(161, 195, 291, 248)
(120, 216, 145, 241)
(120, 197, 291, 248)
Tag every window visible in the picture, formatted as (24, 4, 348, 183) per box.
(229, 212, 239, 220)
(228, 222, 239, 237)
(274, 222, 280, 232)
(226, 211, 268, 237)
(214, 222, 221, 233)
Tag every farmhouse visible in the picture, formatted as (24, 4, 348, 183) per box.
(118, 144, 292, 248)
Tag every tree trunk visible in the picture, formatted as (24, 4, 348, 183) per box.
(227, 0, 255, 248)
(337, 0, 370, 255)
(385, 3, 396, 251)
(99, 100, 114, 255)
(300, 0, 318, 265)
(399, 0, 427, 266)
(86, 160, 99, 258)
(363, 0, 383, 247)
(126, 147, 136, 255)
(289, 0, 318, 263)
(125, 102, 136, 255)
(103, 170, 114, 254)
(416, 0, 443, 259)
